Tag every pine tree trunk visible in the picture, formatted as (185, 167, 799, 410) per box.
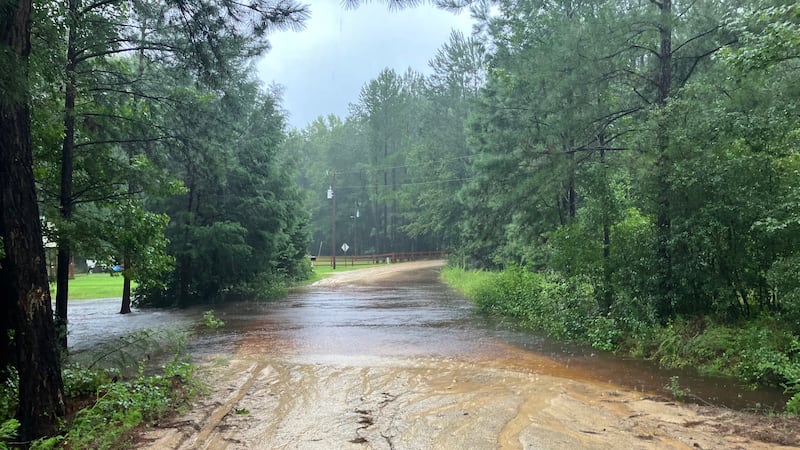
(655, 0, 674, 318)
(55, 0, 80, 350)
(600, 142, 613, 313)
(0, 0, 66, 440)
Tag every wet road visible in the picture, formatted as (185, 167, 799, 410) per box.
(133, 261, 797, 449)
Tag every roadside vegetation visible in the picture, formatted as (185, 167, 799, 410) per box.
(443, 266, 800, 415)
(0, 330, 199, 450)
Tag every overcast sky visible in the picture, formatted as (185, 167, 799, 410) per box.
(256, 2, 474, 129)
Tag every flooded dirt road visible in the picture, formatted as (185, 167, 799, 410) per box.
(138, 261, 799, 449)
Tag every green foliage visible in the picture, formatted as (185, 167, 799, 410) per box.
(466, 265, 598, 341)
(787, 393, 800, 415)
(767, 256, 800, 328)
(231, 279, 288, 302)
(448, 265, 800, 412)
(649, 319, 800, 390)
(721, 4, 800, 71)
(60, 358, 197, 450)
(586, 316, 623, 353)
(73, 329, 187, 377)
(665, 376, 690, 400)
(0, 369, 17, 425)
(0, 419, 20, 450)
(440, 265, 498, 299)
(202, 310, 225, 329)
(137, 82, 309, 307)
(62, 364, 114, 398)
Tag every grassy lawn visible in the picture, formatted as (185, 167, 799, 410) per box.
(58, 264, 378, 299)
(50, 273, 134, 300)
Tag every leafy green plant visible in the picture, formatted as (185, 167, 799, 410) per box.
(665, 376, 689, 399)
(60, 358, 197, 450)
(0, 368, 18, 423)
(0, 419, 20, 450)
(231, 278, 287, 302)
(203, 310, 225, 329)
(62, 364, 114, 397)
(587, 315, 622, 352)
(71, 329, 187, 379)
(786, 393, 800, 415)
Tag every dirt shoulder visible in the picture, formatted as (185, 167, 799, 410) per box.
(138, 260, 800, 449)
(310, 259, 446, 287)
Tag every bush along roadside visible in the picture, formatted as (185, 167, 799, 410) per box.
(441, 265, 800, 414)
(0, 334, 200, 450)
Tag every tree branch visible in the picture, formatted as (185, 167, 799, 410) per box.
(74, 136, 177, 150)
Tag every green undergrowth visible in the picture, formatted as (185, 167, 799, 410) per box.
(441, 265, 800, 414)
(1, 330, 201, 450)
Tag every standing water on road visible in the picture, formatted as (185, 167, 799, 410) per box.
(182, 263, 786, 412)
(132, 262, 798, 450)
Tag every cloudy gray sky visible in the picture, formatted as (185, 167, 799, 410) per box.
(256, 2, 474, 129)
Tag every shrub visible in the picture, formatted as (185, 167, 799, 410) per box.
(202, 310, 225, 329)
(467, 265, 598, 341)
(0, 369, 17, 424)
(230, 278, 287, 302)
(59, 358, 196, 450)
(587, 315, 623, 352)
(0, 419, 19, 450)
(787, 392, 800, 415)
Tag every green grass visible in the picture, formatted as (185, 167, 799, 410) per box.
(49, 273, 135, 301)
(440, 266, 498, 298)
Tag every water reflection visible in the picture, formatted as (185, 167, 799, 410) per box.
(216, 278, 788, 412)
(67, 272, 789, 412)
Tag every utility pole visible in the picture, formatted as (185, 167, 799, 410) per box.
(328, 171, 337, 270)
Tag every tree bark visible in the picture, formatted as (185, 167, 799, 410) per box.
(0, 0, 66, 440)
(655, 0, 674, 318)
(120, 274, 132, 313)
(600, 141, 613, 313)
(55, 0, 81, 350)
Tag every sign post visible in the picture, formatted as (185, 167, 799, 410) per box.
(341, 243, 349, 266)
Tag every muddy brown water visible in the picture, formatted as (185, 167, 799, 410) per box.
(204, 267, 788, 412)
(75, 262, 800, 449)
(68, 264, 787, 412)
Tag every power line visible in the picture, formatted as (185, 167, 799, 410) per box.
(332, 154, 475, 176)
(336, 176, 476, 190)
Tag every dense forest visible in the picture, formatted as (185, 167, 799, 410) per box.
(296, 0, 800, 323)
(1, 0, 312, 441)
(293, 0, 800, 411)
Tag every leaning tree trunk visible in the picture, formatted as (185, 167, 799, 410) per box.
(0, 0, 66, 440)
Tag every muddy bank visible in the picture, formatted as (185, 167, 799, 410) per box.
(138, 261, 800, 449)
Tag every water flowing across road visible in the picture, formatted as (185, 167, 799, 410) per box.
(70, 261, 798, 449)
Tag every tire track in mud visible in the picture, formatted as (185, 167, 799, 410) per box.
(138, 261, 800, 449)
(142, 354, 799, 450)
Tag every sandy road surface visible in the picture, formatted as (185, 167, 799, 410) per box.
(138, 261, 799, 449)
